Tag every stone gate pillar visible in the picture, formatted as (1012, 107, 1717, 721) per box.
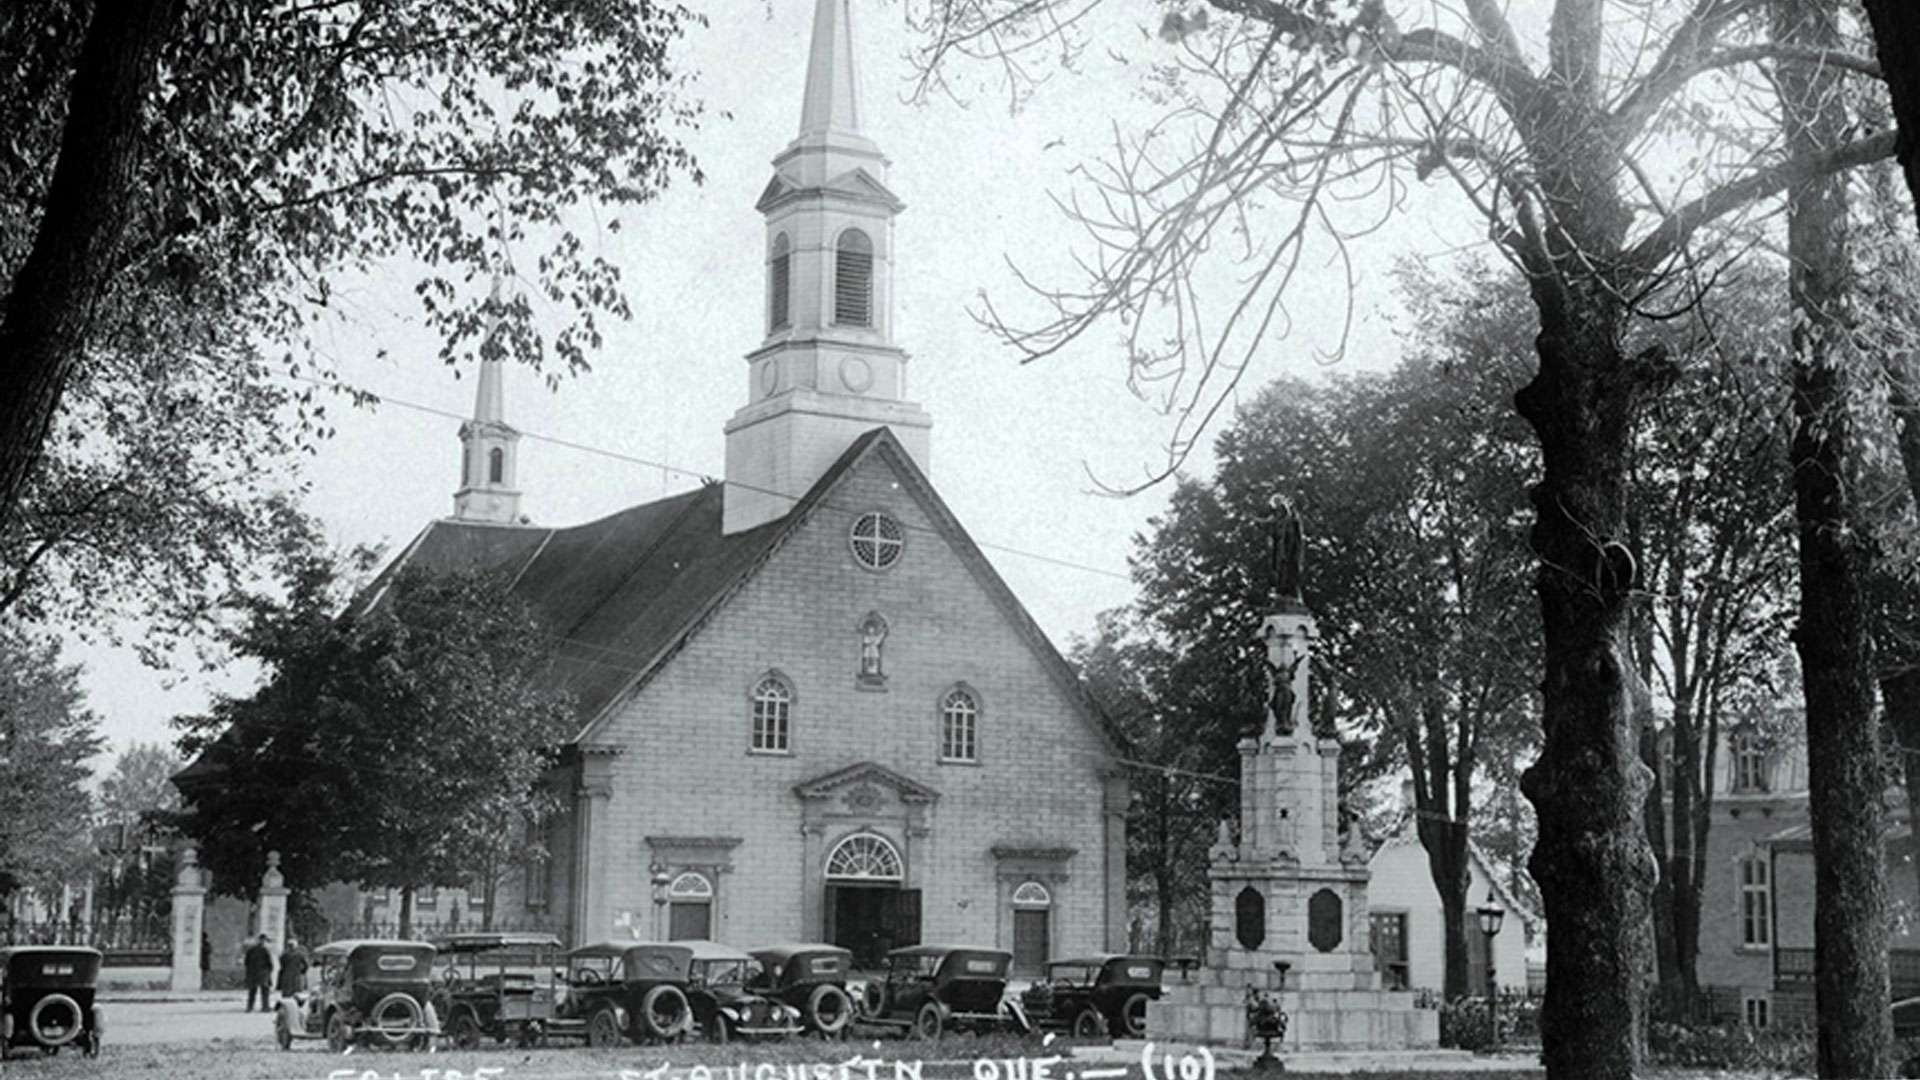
(258, 851, 289, 956)
(169, 847, 208, 992)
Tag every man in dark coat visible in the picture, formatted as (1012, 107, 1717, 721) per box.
(276, 938, 308, 1004)
(243, 934, 273, 1012)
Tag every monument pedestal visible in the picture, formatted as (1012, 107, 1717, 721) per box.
(1144, 610, 1437, 1051)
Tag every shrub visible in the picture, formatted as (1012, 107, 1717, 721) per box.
(1437, 996, 1527, 1051)
(1645, 1019, 1813, 1072)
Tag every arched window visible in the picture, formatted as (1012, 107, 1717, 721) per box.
(667, 871, 713, 941)
(834, 230, 873, 327)
(769, 233, 792, 331)
(751, 676, 791, 753)
(825, 833, 903, 881)
(1012, 881, 1051, 908)
(940, 688, 978, 762)
(488, 447, 505, 484)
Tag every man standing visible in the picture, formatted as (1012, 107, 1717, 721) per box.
(243, 934, 272, 1012)
(276, 938, 307, 1005)
(200, 932, 212, 988)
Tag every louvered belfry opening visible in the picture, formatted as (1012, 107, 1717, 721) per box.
(834, 229, 873, 326)
(770, 233, 792, 331)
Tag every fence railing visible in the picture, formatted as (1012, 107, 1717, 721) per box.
(3, 917, 172, 955)
(318, 916, 565, 943)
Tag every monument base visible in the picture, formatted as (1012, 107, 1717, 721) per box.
(1146, 967, 1438, 1051)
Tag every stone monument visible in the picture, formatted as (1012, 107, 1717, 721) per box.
(1146, 498, 1437, 1051)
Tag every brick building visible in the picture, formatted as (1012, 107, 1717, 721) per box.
(1693, 725, 1917, 1028)
(357, 0, 1127, 969)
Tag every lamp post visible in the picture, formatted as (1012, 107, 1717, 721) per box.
(1477, 903, 1505, 1052)
(649, 864, 672, 939)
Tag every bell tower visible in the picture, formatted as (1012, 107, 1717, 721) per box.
(722, 0, 933, 535)
(452, 280, 524, 524)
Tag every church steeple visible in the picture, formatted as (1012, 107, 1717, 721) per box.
(723, 0, 932, 535)
(452, 278, 525, 525)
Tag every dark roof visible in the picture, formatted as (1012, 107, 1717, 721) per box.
(367, 428, 1119, 756)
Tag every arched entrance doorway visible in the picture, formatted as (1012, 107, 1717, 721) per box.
(1011, 881, 1052, 975)
(824, 833, 918, 968)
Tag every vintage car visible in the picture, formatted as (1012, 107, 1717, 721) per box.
(1, 946, 102, 1057)
(748, 943, 856, 1037)
(1019, 954, 1165, 1038)
(275, 939, 440, 1051)
(860, 945, 1026, 1039)
(552, 941, 694, 1046)
(554, 940, 801, 1045)
(430, 932, 563, 1049)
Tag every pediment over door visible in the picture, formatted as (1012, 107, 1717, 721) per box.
(795, 761, 938, 835)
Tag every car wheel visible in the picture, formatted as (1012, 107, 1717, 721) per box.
(706, 1012, 732, 1044)
(27, 992, 83, 1048)
(448, 1011, 482, 1050)
(912, 1002, 943, 1041)
(275, 1010, 294, 1050)
(807, 984, 854, 1036)
(640, 985, 691, 1041)
(368, 992, 425, 1046)
(587, 1006, 623, 1048)
(1120, 992, 1151, 1038)
(325, 1011, 351, 1053)
(1073, 1007, 1105, 1039)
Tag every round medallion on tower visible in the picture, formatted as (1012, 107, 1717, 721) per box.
(839, 356, 873, 394)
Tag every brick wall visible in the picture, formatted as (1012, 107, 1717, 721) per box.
(571, 449, 1117, 955)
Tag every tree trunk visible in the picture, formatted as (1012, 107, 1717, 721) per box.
(399, 886, 414, 940)
(0, 0, 180, 525)
(1419, 814, 1471, 1000)
(1639, 717, 1681, 1016)
(1860, 0, 1920, 232)
(1881, 673, 1920, 906)
(1777, 2, 1894, 1074)
(1515, 291, 1656, 1080)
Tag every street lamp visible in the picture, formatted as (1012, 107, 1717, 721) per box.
(1477, 903, 1505, 1052)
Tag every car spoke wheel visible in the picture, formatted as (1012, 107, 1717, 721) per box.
(1120, 993, 1151, 1038)
(325, 1011, 351, 1053)
(587, 1006, 622, 1048)
(706, 1012, 731, 1044)
(448, 1012, 482, 1050)
(275, 1011, 294, 1050)
(912, 1002, 943, 1041)
(1072, 1007, 1105, 1039)
(806, 984, 853, 1036)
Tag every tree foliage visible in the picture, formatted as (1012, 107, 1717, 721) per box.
(0, 626, 102, 900)
(1085, 319, 1542, 984)
(172, 528, 575, 933)
(0, 0, 707, 545)
(902, 2, 1897, 1071)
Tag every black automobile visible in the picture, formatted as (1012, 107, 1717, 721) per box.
(860, 945, 1027, 1039)
(685, 941, 801, 1042)
(748, 943, 856, 1037)
(552, 942, 694, 1046)
(275, 939, 439, 1051)
(1020, 954, 1164, 1038)
(1, 946, 103, 1058)
(430, 932, 564, 1049)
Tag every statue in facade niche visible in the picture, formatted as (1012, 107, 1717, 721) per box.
(1265, 494, 1305, 606)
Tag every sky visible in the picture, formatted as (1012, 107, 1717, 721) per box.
(69, 0, 1486, 764)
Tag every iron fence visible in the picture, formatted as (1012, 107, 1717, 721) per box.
(3, 917, 172, 954)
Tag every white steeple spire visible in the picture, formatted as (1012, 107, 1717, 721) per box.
(798, 0, 868, 145)
(452, 275, 526, 525)
(722, 0, 932, 535)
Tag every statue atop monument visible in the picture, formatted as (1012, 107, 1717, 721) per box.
(1265, 494, 1305, 608)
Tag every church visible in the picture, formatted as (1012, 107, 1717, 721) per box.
(365, 0, 1128, 971)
